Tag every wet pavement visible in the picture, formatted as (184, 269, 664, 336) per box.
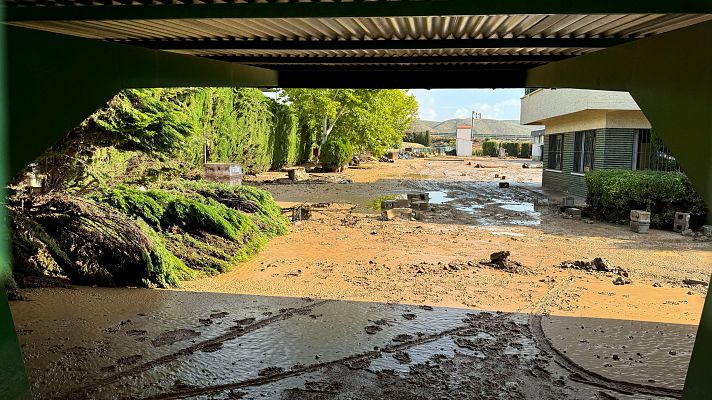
(11, 288, 692, 399)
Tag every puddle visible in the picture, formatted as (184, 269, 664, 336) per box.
(427, 191, 454, 204)
(497, 202, 535, 213)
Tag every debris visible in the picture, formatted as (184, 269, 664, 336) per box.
(364, 325, 383, 334)
(563, 196, 575, 207)
(392, 351, 412, 363)
(286, 167, 309, 182)
(479, 251, 526, 273)
(381, 208, 413, 221)
(558, 258, 629, 284)
(565, 208, 582, 220)
(630, 210, 651, 234)
(499, 182, 510, 188)
(652, 282, 662, 287)
(522, 163, 529, 168)
(683, 278, 708, 286)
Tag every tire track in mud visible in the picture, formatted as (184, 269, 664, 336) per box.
(529, 314, 682, 399)
(136, 322, 485, 400)
(63, 299, 334, 399)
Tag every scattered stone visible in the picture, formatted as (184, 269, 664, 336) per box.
(343, 357, 371, 370)
(150, 329, 200, 347)
(499, 182, 510, 188)
(258, 366, 284, 376)
(364, 325, 383, 335)
(382, 207, 413, 221)
(392, 334, 414, 343)
(402, 313, 417, 320)
(653, 282, 662, 288)
(669, 351, 677, 356)
(612, 354, 620, 361)
(565, 208, 582, 220)
(116, 354, 143, 365)
(393, 351, 412, 364)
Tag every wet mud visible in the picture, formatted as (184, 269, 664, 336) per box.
(11, 289, 692, 399)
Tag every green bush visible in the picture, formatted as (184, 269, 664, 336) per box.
(519, 143, 531, 158)
(482, 140, 498, 157)
(586, 169, 708, 229)
(320, 136, 353, 169)
(502, 142, 520, 157)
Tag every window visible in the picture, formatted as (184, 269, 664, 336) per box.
(547, 134, 563, 170)
(634, 129, 680, 172)
(573, 130, 595, 173)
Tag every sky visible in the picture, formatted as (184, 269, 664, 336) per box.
(409, 89, 525, 122)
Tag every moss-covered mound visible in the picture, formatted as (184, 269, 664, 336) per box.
(8, 181, 287, 288)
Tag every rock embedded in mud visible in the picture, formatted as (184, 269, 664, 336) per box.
(365, 325, 383, 334)
(150, 328, 200, 347)
(490, 251, 511, 264)
(402, 313, 417, 320)
(393, 351, 412, 364)
(258, 366, 285, 376)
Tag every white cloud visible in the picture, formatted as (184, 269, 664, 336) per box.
(470, 98, 521, 120)
(409, 89, 438, 121)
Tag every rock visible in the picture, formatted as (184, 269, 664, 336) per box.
(612, 354, 620, 361)
(490, 251, 510, 264)
(613, 277, 625, 285)
(683, 278, 708, 286)
(364, 325, 382, 335)
(592, 258, 612, 272)
(653, 282, 662, 288)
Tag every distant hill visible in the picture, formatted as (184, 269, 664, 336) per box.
(407, 118, 542, 139)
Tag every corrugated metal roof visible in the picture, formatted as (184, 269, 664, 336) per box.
(9, 14, 712, 41)
(4, 1, 712, 72)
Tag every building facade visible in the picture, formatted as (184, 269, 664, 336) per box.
(521, 89, 658, 198)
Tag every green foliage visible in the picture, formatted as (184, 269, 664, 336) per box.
(482, 140, 498, 157)
(519, 143, 531, 158)
(91, 181, 288, 279)
(280, 89, 418, 156)
(320, 136, 354, 169)
(405, 131, 432, 147)
(586, 169, 708, 228)
(89, 88, 194, 155)
(502, 142, 520, 157)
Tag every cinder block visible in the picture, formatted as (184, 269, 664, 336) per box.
(500, 176, 507, 180)
(394, 199, 411, 208)
(382, 208, 413, 221)
(499, 182, 510, 188)
(630, 210, 651, 223)
(410, 201, 429, 211)
(674, 212, 691, 233)
(407, 193, 429, 202)
(630, 221, 650, 234)
(381, 200, 396, 210)
(563, 196, 575, 207)
(413, 210, 426, 221)
(702, 225, 712, 236)
(565, 208, 582, 219)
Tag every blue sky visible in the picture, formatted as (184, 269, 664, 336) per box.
(409, 89, 525, 122)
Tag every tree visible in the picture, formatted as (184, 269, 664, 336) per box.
(280, 89, 418, 156)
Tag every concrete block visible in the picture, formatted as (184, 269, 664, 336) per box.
(382, 208, 413, 221)
(563, 196, 575, 207)
(413, 210, 426, 221)
(407, 193, 429, 202)
(394, 199, 411, 208)
(381, 200, 396, 210)
(565, 208, 582, 220)
(630, 210, 651, 223)
(674, 212, 691, 232)
(410, 201, 429, 211)
(494, 174, 499, 178)
(500, 176, 506, 180)
(499, 182, 510, 188)
(630, 221, 650, 234)
(287, 167, 308, 181)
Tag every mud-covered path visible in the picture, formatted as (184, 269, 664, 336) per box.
(11, 288, 691, 399)
(9, 157, 709, 399)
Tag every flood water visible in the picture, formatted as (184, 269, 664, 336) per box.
(10, 287, 693, 399)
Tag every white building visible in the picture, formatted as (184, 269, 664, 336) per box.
(455, 125, 472, 157)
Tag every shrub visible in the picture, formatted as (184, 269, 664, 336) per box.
(482, 140, 498, 157)
(502, 142, 520, 157)
(320, 137, 353, 169)
(586, 169, 708, 229)
(519, 143, 531, 158)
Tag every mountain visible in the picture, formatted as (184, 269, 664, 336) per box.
(407, 118, 543, 139)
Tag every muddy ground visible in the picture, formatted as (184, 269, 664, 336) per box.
(9, 156, 711, 399)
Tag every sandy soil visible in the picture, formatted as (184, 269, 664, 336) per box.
(180, 157, 711, 326)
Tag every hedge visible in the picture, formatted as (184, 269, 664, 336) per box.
(586, 169, 708, 229)
(482, 140, 498, 157)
